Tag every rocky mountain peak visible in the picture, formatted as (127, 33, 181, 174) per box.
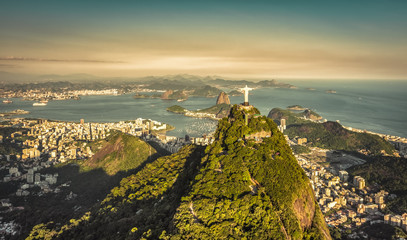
(216, 91, 230, 105)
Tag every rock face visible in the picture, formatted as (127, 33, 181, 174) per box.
(216, 91, 230, 105)
(161, 90, 174, 99)
(303, 109, 322, 120)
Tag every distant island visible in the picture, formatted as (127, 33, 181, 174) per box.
(287, 105, 307, 111)
(325, 89, 336, 94)
(132, 93, 161, 99)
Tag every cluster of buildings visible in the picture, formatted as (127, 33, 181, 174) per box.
(1, 89, 79, 101)
(0, 117, 215, 198)
(389, 139, 407, 158)
(384, 213, 407, 232)
(295, 137, 308, 145)
(184, 111, 218, 120)
(3, 156, 60, 198)
(343, 126, 407, 158)
(353, 176, 365, 190)
(295, 148, 407, 235)
(1, 117, 169, 162)
(274, 102, 407, 237)
(1, 88, 123, 102)
(0, 116, 197, 237)
(1, 83, 174, 103)
(0, 119, 138, 192)
(66, 89, 119, 96)
(277, 118, 286, 133)
(0, 220, 20, 238)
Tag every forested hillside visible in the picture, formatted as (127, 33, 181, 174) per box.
(27, 105, 330, 239)
(284, 121, 394, 155)
(349, 155, 407, 213)
(81, 131, 157, 175)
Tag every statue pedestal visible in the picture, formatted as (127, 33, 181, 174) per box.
(238, 104, 253, 110)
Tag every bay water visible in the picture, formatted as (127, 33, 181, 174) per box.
(1, 80, 406, 138)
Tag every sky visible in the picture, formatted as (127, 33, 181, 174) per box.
(1, 0, 407, 80)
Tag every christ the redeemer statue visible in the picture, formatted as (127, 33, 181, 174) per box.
(240, 85, 253, 106)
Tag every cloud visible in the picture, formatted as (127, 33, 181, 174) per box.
(0, 56, 124, 64)
(0, 63, 19, 68)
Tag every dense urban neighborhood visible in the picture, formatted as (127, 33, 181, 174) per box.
(1, 113, 406, 238)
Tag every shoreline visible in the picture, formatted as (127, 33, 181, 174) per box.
(3, 113, 407, 143)
(2, 92, 406, 140)
(167, 109, 220, 121)
(343, 125, 407, 144)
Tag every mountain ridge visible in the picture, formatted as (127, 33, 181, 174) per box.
(27, 105, 331, 239)
(80, 131, 158, 175)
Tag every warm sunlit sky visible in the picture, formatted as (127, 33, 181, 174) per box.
(1, 0, 407, 80)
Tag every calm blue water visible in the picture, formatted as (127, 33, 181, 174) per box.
(1, 80, 406, 138)
(244, 80, 407, 138)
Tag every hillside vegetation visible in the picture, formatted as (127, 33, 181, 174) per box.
(0, 127, 30, 155)
(166, 105, 186, 114)
(267, 108, 313, 125)
(348, 155, 407, 213)
(167, 103, 232, 119)
(191, 85, 222, 97)
(28, 105, 330, 240)
(267, 107, 395, 156)
(81, 131, 157, 175)
(197, 103, 232, 118)
(285, 121, 395, 155)
(7, 132, 165, 239)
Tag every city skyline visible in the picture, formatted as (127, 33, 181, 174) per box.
(1, 0, 407, 80)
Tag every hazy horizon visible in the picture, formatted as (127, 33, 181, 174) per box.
(1, 1, 407, 81)
(1, 71, 407, 85)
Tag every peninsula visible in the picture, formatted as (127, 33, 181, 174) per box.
(0, 109, 30, 117)
(166, 91, 232, 120)
(287, 105, 307, 111)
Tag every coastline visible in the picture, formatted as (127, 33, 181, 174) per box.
(166, 108, 220, 121)
(343, 126, 407, 144)
(2, 84, 406, 140)
(0, 109, 30, 118)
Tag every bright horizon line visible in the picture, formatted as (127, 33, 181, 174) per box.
(1, 71, 406, 83)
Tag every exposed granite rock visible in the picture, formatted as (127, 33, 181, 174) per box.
(303, 109, 322, 120)
(161, 90, 174, 99)
(216, 91, 230, 105)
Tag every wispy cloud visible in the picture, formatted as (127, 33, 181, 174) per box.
(0, 56, 124, 64)
(0, 63, 19, 68)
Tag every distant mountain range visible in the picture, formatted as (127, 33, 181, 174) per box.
(0, 71, 111, 84)
(0, 72, 221, 84)
(0, 72, 295, 90)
